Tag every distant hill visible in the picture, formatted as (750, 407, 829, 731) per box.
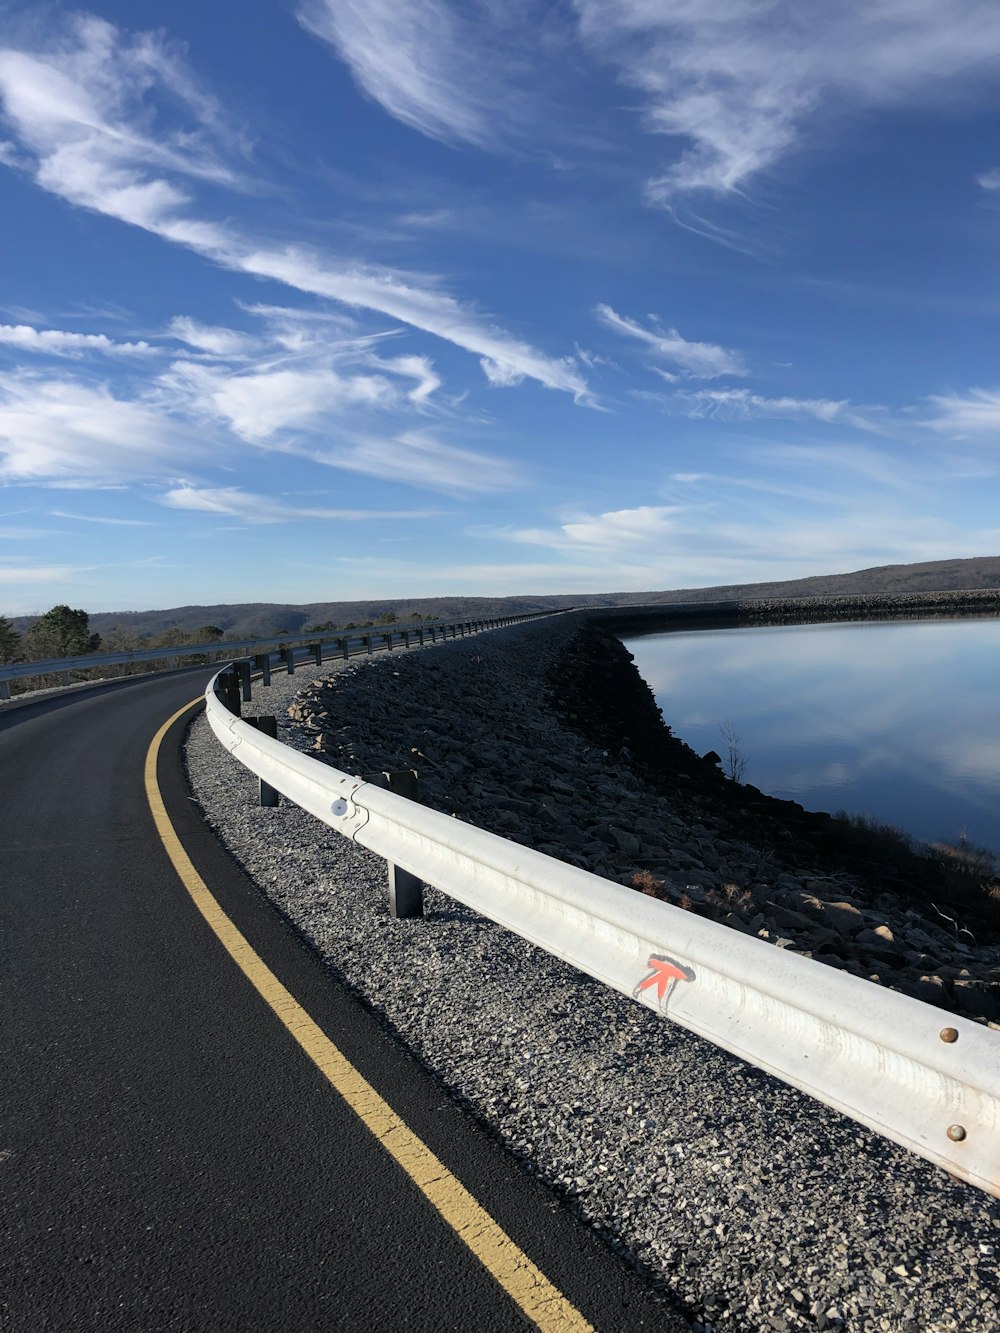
(10, 555, 1000, 639)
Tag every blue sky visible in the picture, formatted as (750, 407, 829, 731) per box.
(1, 1, 998, 615)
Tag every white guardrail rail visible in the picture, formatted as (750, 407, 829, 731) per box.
(204, 649, 1000, 1200)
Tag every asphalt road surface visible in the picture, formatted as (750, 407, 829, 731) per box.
(1, 669, 688, 1332)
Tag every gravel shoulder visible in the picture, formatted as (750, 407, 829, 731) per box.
(184, 615, 1000, 1333)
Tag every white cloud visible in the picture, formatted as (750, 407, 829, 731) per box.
(0, 323, 155, 356)
(161, 485, 434, 524)
(922, 388, 1000, 437)
(0, 17, 588, 400)
(227, 248, 589, 398)
(512, 504, 682, 552)
(167, 317, 259, 358)
(595, 304, 745, 378)
(978, 167, 1000, 191)
(572, 0, 1000, 201)
(0, 371, 193, 483)
(678, 388, 847, 423)
(167, 359, 395, 443)
(0, 561, 92, 585)
(327, 430, 523, 494)
(370, 353, 441, 403)
(49, 510, 155, 526)
(298, 0, 517, 148)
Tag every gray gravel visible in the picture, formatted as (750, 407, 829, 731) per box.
(184, 620, 1000, 1333)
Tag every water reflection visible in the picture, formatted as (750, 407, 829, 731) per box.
(624, 618, 1000, 854)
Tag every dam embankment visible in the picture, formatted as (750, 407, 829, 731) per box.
(290, 608, 999, 1027)
(184, 609, 1000, 1331)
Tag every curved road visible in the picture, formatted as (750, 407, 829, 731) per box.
(1, 669, 686, 1331)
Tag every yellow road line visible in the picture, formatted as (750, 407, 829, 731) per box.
(145, 699, 593, 1333)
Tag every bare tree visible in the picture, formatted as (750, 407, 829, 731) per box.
(720, 720, 747, 783)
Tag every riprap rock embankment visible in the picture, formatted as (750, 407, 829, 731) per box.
(292, 612, 1000, 1028)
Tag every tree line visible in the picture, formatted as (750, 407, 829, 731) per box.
(0, 604, 444, 676)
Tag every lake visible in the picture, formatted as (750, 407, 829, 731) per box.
(624, 617, 1000, 856)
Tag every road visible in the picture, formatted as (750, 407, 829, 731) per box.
(1, 669, 687, 1331)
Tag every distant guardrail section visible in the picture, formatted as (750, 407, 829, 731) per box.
(0, 612, 552, 700)
(203, 633, 1000, 1200)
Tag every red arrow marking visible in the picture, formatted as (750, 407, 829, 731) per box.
(637, 956, 690, 1002)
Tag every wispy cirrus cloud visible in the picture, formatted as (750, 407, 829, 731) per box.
(0, 15, 588, 400)
(297, 0, 524, 149)
(162, 485, 435, 524)
(325, 430, 523, 495)
(978, 167, 1000, 192)
(166, 317, 260, 358)
(48, 510, 155, 526)
(595, 304, 745, 379)
(0, 370, 195, 483)
(922, 388, 1000, 437)
(0, 323, 155, 356)
(676, 388, 848, 423)
(573, 0, 1000, 206)
(0, 560, 94, 585)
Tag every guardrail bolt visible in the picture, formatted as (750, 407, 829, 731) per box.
(947, 1124, 967, 1142)
(940, 1027, 959, 1043)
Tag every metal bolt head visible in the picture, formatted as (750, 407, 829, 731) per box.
(940, 1027, 959, 1043)
(947, 1124, 967, 1142)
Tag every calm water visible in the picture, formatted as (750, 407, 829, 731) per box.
(624, 618, 1000, 855)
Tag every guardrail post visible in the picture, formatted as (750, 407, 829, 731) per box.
(245, 717, 280, 805)
(219, 669, 241, 717)
(60, 669, 71, 686)
(309, 641, 322, 668)
(385, 632, 393, 652)
(369, 769, 424, 918)
(403, 631, 410, 648)
(281, 646, 295, 675)
(364, 635, 373, 656)
(0, 680, 9, 700)
(237, 660, 252, 702)
(417, 628, 424, 646)
(339, 638, 349, 661)
(254, 653, 271, 686)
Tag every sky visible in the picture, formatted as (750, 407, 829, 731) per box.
(0, 1, 998, 616)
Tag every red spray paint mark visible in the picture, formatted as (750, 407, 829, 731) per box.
(634, 955, 694, 1012)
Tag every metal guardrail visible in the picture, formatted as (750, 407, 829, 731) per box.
(203, 643, 1000, 1200)
(0, 613, 551, 699)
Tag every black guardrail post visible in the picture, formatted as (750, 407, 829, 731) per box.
(237, 660, 252, 702)
(220, 668, 241, 717)
(245, 716, 279, 806)
(368, 769, 424, 918)
(253, 652, 271, 686)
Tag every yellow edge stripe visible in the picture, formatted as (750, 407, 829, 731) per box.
(145, 699, 593, 1333)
